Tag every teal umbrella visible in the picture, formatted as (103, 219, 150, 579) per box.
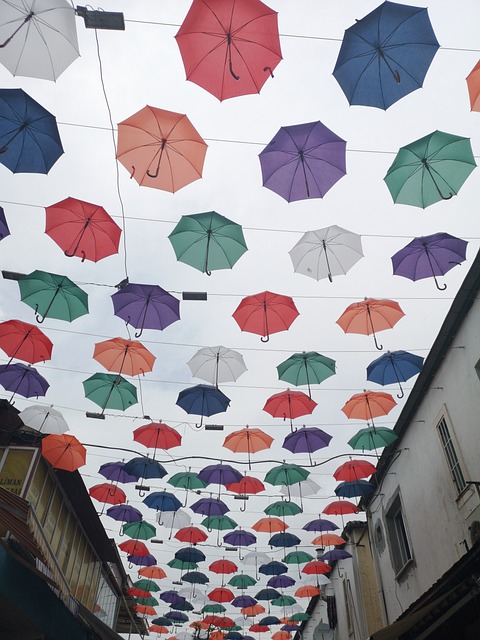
(277, 351, 336, 398)
(202, 604, 226, 613)
(83, 373, 137, 415)
(264, 501, 303, 518)
(348, 426, 398, 451)
(228, 574, 257, 589)
(271, 595, 297, 607)
(168, 470, 208, 507)
(168, 211, 248, 275)
(283, 551, 314, 564)
(384, 130, 476, 208)
(134, 578, 161, 592)
(18, 270, 88, 323)
(265, 463, 310, 487)
(122, 520, 156, 540)
(167, 558, 198, 571)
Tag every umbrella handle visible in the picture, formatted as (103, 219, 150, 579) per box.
(34, 304, 46, 324)
(263, 66, 274, 78)
(134, 327, 144, 338)
(260, 335, 270, 342)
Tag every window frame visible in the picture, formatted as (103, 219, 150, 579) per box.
(385, 493, 413, 579)
(436, 412, 467, 497)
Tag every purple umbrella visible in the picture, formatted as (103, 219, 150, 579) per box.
(302, 518, 339, 532)
(282, 624, 300, 632)
(0, 207, 10, 241)
(267, 575, 295, 589)
(0, 363, 49, 401)
(160, 590, 184, 605)
(391, 232, 468, 291)
(231, 595, 257, 608)
(165, 610, 189, 623)
(322, 549, 352, 562)
(99, 461, 139, 483)
(282, 426, 332, 465)
(223, 529, 257, 547)
(198, 463, 242, 487)
(112, 282, 180, 337)
(106, 503, 143, 523)
(127, 553, 157, 567)
(259, 121, 346, 203)
(191, 496, 230, 517)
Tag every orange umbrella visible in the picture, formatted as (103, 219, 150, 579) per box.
(149, 625, 170, 634)
(242, 604, 265, 616)
(341, 390, 396, 426)
(135, 604, 157, 616)
(210, 632, 225, 640)
(295, 585, 321, 597)
(117, 106, 208, 193)
(467, 60, 480, 112)
(336, 297, 405, 350)
(223, 426, 273, 469)
(139, 565, 167, 579)
(252, 517, 288, 534)
(41, 433, 86, 471)
(272, 632, 291, 640)
(93, 337, 156, 377)
(311, 533, 346, 546)
(333, 459, 377, 482)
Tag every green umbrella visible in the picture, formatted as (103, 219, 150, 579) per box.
(348, 426, 398, 451)
(122, 520, 156, 540)
(384, 130, 476, 208)
(134, 578, 161, 592)
(167, 558, 198, 571)
(283, 551, 314, 564)
(83, 373, 137, 415)
(201, 515, 238, 531)
(228, 574, 257, 588)
(168, 470, 208, 507)
(136, 596, 159, 607)
(265, 463, 310, 487)
(18, 270, 89, 323)
(290, 613, 310, 622)
(202, 604, 227, 613)
(264, 501, 303, 518)
(271, 595, 297, 607)
(277, 351, 336, 398)
(168, 211, 248, 275)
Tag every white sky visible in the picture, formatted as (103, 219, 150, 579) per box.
(0, 0, 479, 637)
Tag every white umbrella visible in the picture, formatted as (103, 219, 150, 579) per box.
(243, 551, 271, 566)
(158, 508, 192, 530)
(289, 225, 364, 282)
(0, 0, 79, 81)
(187, 345, 247, 387)
(280, 478, 321, 501)
(18, 404, 69, 434)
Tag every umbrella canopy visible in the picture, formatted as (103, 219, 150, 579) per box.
(223, 427, 273, 469)
(302, 518, 339, 533)
(367, 350, 424, 398)
(282, 551, 314, 565)
(311, 534, 346, 547)
(0, 319, 53, 365)
(198, 463, 242, 487)
(384, 130, 476, 208)
(334, 480, 376, 499)
(144, 491, 183, 512)
(252, 518, 288, 534)
(333, 460, 377, 482)
(89, 483, 126, 506)
(391, 232, 468, 291)
(228, 574, 257, 589)
(123, 457, 167, 483)
(333, 1, 439, 110)
(188, 346, 247, 387)
(0, 88, 63, 174)
(168, 558, 198, 572)
(158, 508, 192, 530)
(263, 390, 317, 430)
(323, 501, 359, 516)
(268, 533, 301, 548)
(209, 559, 238, 575)
(123, 521, 157, 540)
(289, 225, 363, 282)
(295, 586, 320, 598)
(18, 404, 68, 435)
(277, 352, 336, 398)
(259, 562, 287, 577)
(18, 270, 88, 324)
(209, 588, 235, 603)
(119, 540, 150, 556)
(467, 59, 480, 112)
(0, 363, 49, 400)
(106, 504, 143, 523)
(134, 422, 182, 452)
(259, 121, 346, 202)
(175, 0, 281, 101)
(169, 212, 248, 275)
(45, 197, 121, 262)
(117, 106, 207, 192)
(255, 588, 281, 600)
(83, 373, 137, 414)
(177, 384, 231, 428)
(264, 501, 302, 518)
(202, 515, 238, 531)
(223, 530, 257, 548)
(279, 479, 321, 502)
(175, 527, 208, 545)
(183, 571, 210, 585)
(336, 297, 405, 350)
(341, 390, 396, 423)
(112, 282, 180, 338)
(282, 427, 332, 464)
(41, 433, 86, 471)
(322, 549, 352, 562)
(301, 561, 331, 576)
(265, 463, 309, 488)
(139, 566, 167, 580)
(191, 497, 229, 517)
(233, 291, 299, 342)
(93, 337, 156, 377)
(170, 472, 207, 492)
(176, 547, 206, 564)
(0, 207, 9, 240)
(0, 0, 79, 80)
(348, 426, 398, 451)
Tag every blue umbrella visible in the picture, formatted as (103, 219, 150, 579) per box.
(226, 633, 243, 640)
(231, 595, 257, 608)
(176, 384, 230, 428)
(0, 88, 63, 173)
(268, 532, 301, 548)
(182, 571, 209, 584)
(258, 561, 288, 577)
(0, 206, 10, 240)
(259, 616, 281, 626)
(198, 462, 242, 486)
(175, 547, 206, 564)
(334, 480, 376, 499)
(367, 349, 424, 398)
(99, 461, 139, 484)
(106, 503, 143, 523)
(143, 490, 182, 512)
(123, 456, 167, 496)
(152, 617, 173, 627)
(255, 588, 281, 600)
(333, 2, 439, 110)
(282, 624, 301, 632)
(267, 575, 296, 589)
(160, 590, 183, 604)
(127, 553, 156, 567)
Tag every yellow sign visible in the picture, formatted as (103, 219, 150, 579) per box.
(0, 449, 34, 495)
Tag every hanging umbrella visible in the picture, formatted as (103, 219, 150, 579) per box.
(149, 625, 170, 634)
(277, 352, 336, 398)
(45, 197, 121, 262)
(166, 611, 190, 623)
(123, 457, 167, 481)
(238, 599, 261, 612)
(117, 106, 207, 192)
(259, 121, 346, 202)
(249, 625, 270, 634)
(123, 521, 157, 541)
(169, 212, 248, 275)
(271, 596, 296, 608)
(18, 404, 68, 435)
(311, 534, 346, 547)
(348, 426, 398, 451)
(226, 476, 265, 495)
(208, 588, 235, 604)
(322, 550, 353, 564)
(175, 0, 281, 101)
(323, 501, 359, 516)
(177, 384, 230, 428)
(391, 233, 468, 291)
(188, 346, 247, 387)
(127, 586, 151, 599)
(0, 319, 53, 365)
(89, 483, 126, 506)
(263, 390, 317, 431)
(223, 426, 273, 470)
(0, 206, 10, 240)
(18, 270, 88, 324)
(0, 363, 49, 401)
(282, 552, 313, 566)
(341, 390, 396, 425)
(169, 471, 207, 507)
(335, 480, 376, 499)
(202, 515, 238, 532)
(265, 463, 309, 491)
(295, 586, 320, 598)
(137, 596, 160, 607)
(279, 478, 321, 503)
(282, 427, 332, 464)
(139, 566, 167, 580)
(203, 606, 226, 616)
(259, 616, 281, 626)
(120, 539, 150, 556)
(228, 574, 257, 589)
(384, 130, 476, 208)
(0, 88, 63, 173)
(83, 373, 137, 415)
(112, 282, 180, 338)
(467, 59, 480, 112)
(301, 561, 330, 576)
(252, 518, 287, 534)
(259, 562, 287, 577)
(41, 433, 86, 471)
(93, 337, 156, 377)
(168, 559, 198, 572)
(144, 491, 182, 512)
(232, 291, 299, 342)
(255, 588, 281, 601)
(134, 603, 157, 615)
(183, 571, 210, 585)
(264, 501, 302, 518)
(333, 460, 377, 482)
(289, 613, 310, 623)
(175, 526, 208, 545)
(106, 504, 143, 524)
(198, 464, 242, 487)
(176, 547, 206, 564)
(302, 518, 339, 533)
(134, 422, 182, 453)
(289, 226, 363, 283)
(268, 533, 301, 548)
(224, 530, 257, 548)
(337, 297, 405, 350)
(333, 1, 439, 110)
(367, 350, 424, 398)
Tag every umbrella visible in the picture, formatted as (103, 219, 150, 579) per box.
(127, 586, 151, 599)
(259, 562, 287, 577)
(188, 346, 247, 387)
(223, 426, 273, 470)
(169, 472, 208, 507)
(235, 595, 258, 609)
(334, 480, 376, 499)
(134, 422, 182, 453)
(169, 212, 248, 275)
(116, 105, 207, 192)
(282, 427, 332, 465)
(259, 616, 281, 626)
(295, 586, 320, 598)
(391, 232, 468, 291)
(176, 547, 206, 564)
(333, 1, 439, 110)
(144, 491, 182, 512)
(259, 121, 346, 202)
(41, 433, 86, 471)
(384, 130, 476, 208)
(0, 363, 49, 401)
(336, 297, 405, 350)
(83, 373, 137, 415)
(323, 501, 359, 516)
(202, 516, 238, 532)
(18, 270, 88, 324)
(0, 320, 53, 365)
(112, 282, 180, 338)
(277, 352, 336, 398)
(183, 571, 210, 585)
(264, 501, 302, 518)
(161, 509, 192, 532)
(208, 588, 235, 603)
(301, 561, 330, 576)
(226, 475, 265, 511)
(232, 291, 299, 342)
(166, 611, 189, 623)
(209, 559, 238, 581)
(333, 460, 377, 482)
(289, 613, 310, 623)
(134, 603, 157, 614)
(467, 59, 480, 112)
(120, 540, 150, 556)
(123, 456, 167, 481)
(139, 566, 167, 580)
(271, 596, 296, 607)
(106, 504, 143, 524)
(279, 478, 321, 502)
(45, 197, 121, 262)
(0, 88, 63, 173)
(123, 521, 157, 541)
(255, 587, 281, 600)
(0, 0, 79, 80)
(302, 518, 339, 533)
(18, 404, 68, 435)
(268, 533, 301, 548)
(249, 625, 270, 634)
(348, 426, 398, 451)
(198, 464, 242, 487)
(224, 529, 257, 548)
(0, 206, 9, 240)
(289, 225, 363, 283)
(263, 390, 317, 431)
(228, 574, 257, 589)
(341, 390, 396, 425)
(168, 558, 198, 572)
(89, 483, 126, 506)
(282, 552, 313, 566)
(265, 464, 309, 491)
(93, 337, 156, 377)
(203, 606, 226, 615)
(175, 527, 208, 545)
(175, 0, 281, 101)
(322, 549, 352, 562)
(252, 518, 287, 534)
(310, 534, 346, 547)
(367, 350, 424, 398)
(177, 384, 230, 428)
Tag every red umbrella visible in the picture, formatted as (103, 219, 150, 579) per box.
(341, 390, 396, 426)
(89, 482, 126, 505)
(323, 500, 359, 516)
(336, 297, 405, 350)
(242, 604, 265, 616)
(149, 625, 170, 634)
(45, 197, 121, 263)
(133, 422, 182, 456)
(333, 459, 377, 482)
(0, 319, 53, 365)
(41, 433, 86, 471)
(127, 586, 152, 598)
(208, 587, 235, 603)
(226, 475, 266, 512)
(250, 625, 270, 633)
(209, 559, 238, 574)
(175, 0, 282, 101)
(93, 337, 156, 377)
(174, 526, 208, 544)
(263, 389, 317, 430)
(118, 540, 150, 556)
(233, 291, 299, 342)
(301, 560, 331, 575)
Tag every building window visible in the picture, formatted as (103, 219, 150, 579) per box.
(386, 495, 412, 576)
(436, 415, 466, 495)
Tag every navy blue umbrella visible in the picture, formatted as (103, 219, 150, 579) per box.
(259, 616, 281, 626)
(152, 617, 173, 627)
(0, 88, 63, 173)
(255, 588, 281, 600)
(259, 561, 288, 576)
(182, 571, 209, 584)
(176, 384, 230, 428)
(333, 1, 439, 110)
(175, 547, 206, 564)
(171, 599, 194, 612)
(143, 490, 182, 512)
(334, 480, 376, 499)
(367, 349, 424, 398)
(123, 456, 167, 496)
(268, 532, 301, 548)
(226, 633, 243, 640)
